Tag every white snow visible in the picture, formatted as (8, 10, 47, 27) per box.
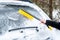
(0, 1, 60, 40)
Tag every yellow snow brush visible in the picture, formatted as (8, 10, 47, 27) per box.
(18, 9, 53, 30)
(18, 9, 40, 20)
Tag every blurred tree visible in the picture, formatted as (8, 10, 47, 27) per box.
(49, 0, 53, 19)
(30, 0, 60, 19)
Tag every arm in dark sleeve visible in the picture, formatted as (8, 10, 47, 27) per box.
(45, 20, 60, 30)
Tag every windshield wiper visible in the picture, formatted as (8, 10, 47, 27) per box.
(9, 26, 39, 32)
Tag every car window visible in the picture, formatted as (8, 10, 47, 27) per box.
(0, 4, 42, 34)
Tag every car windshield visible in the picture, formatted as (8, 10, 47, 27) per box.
(0, 4, 42, 34)
(0, 2, 53, 40)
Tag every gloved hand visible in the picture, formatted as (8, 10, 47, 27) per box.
(40, 19, 46, 24)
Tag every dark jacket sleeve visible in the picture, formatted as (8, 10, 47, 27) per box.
(45, 20, 60, 30)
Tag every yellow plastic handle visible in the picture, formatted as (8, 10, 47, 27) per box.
(18, 9, 34, 20)
(48, 26, 53, 30)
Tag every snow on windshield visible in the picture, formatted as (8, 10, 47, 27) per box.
(0, 4, 53, 40)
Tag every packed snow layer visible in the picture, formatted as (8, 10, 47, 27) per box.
(0, 19, 53, 40)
